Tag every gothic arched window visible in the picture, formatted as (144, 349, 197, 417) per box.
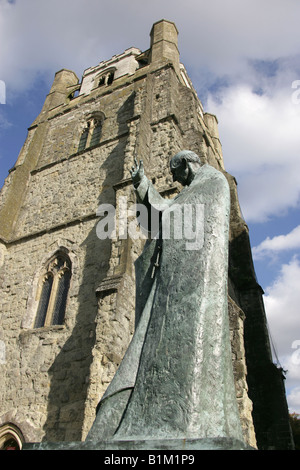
(77, 117, 103, 152)
(89, 119, 102, 147)
(0, 424, 24, 450)
(78, 122, 90, 152)
(34, 253, 71, 328)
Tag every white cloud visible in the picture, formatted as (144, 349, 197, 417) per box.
(253, 225, 300, 260)
(263, 256, 300, 411)
(206, 82, 300, 222)
(287, 387, 300, 414)
(264, 256, 300, 356)
(2, 0, 300, 93)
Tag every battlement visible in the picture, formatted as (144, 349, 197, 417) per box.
(80, 47, 143, 97)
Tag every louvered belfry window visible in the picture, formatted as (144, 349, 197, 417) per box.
(34, 254, 71, 328)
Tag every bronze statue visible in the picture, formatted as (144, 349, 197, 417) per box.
(87, 150, 243, 445)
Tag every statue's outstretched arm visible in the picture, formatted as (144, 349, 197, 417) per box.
(131, 158, 171, 210)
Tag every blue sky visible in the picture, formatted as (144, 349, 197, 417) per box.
(0, 0, 300, 415)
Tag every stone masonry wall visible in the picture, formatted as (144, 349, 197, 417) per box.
(0, 221, 107, 442)
(0, 75, 144, 442)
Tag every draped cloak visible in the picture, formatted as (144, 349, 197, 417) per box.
(87, 163, 243, 443)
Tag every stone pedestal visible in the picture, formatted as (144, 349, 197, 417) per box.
(23, 437, 253, 451)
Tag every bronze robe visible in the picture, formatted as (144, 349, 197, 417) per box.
(87, 163, 243, 443)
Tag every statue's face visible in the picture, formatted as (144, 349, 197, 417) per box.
(170, 159, 189, 185)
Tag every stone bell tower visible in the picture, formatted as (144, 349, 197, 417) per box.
(0, 20, 294, 450)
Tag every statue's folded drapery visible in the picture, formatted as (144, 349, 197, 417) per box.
(87, 163, 243, 443)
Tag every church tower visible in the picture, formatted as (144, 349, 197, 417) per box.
(0, 20, 293, 450)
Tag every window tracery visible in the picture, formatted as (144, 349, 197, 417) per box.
(34, 253, 71, 328)
(78, 117, 103, 152)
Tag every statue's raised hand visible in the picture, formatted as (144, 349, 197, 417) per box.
(130, 158, 144, 186)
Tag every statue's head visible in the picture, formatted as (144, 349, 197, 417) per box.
(170, 150, 202, 186)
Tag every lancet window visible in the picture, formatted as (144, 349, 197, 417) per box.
(34, 253, 71, 328)
(78, 117, 103, 152)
